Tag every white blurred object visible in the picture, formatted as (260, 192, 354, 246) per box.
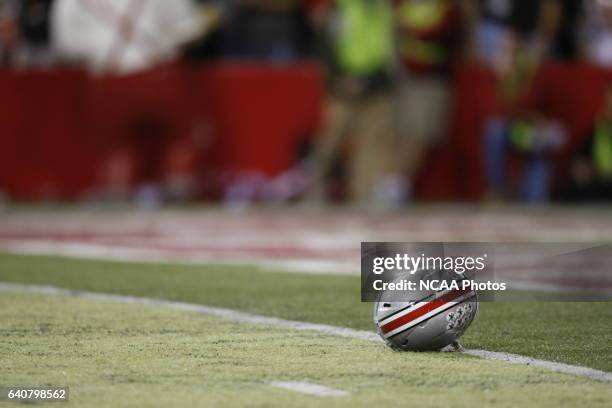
(51, 0, 212, 75)
(224, 171, 267, 207)
(133, 182, 162, 209)
(588, 31, 612, 67)
(374, 173, 411, 208)
(584, 0, 612, 67)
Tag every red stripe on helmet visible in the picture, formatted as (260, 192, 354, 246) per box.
(380, 289, 471, 335)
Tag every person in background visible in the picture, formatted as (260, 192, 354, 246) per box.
(472, 1, 581, 99)
(380, 0, 467, 205)
(475, 0, 584, 63)
(484, 116, 566, 202)
(51, 0, 222, 205)
(51, 0, 220, 75)
(307, 0, 394, 205)
(477, 1, 581, 202)
(562, 83, 612, 201)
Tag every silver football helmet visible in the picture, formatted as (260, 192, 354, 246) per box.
(373, 271, 478, 351)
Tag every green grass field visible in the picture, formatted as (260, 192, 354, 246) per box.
(1, 252, 611, 407)
(2, 293, 612, 408)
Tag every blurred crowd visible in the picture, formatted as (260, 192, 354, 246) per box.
(2, 0, 612, 205)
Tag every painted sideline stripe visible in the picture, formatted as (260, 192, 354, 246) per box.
(269, 381, 349, 397)
(1, 282, 610, 383)
(463, 350, 612, 383)
(0, 282, 380, 342)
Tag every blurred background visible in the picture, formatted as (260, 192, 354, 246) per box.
(2, 0, 612, 208)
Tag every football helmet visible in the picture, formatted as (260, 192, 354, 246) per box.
(373, 270, 478, 351)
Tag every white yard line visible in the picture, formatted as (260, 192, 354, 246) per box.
(464, 350, 612, 383)
(269, 381, 350, 397)
(1, 282, 611, 383)
(0, 282, 380, 342)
